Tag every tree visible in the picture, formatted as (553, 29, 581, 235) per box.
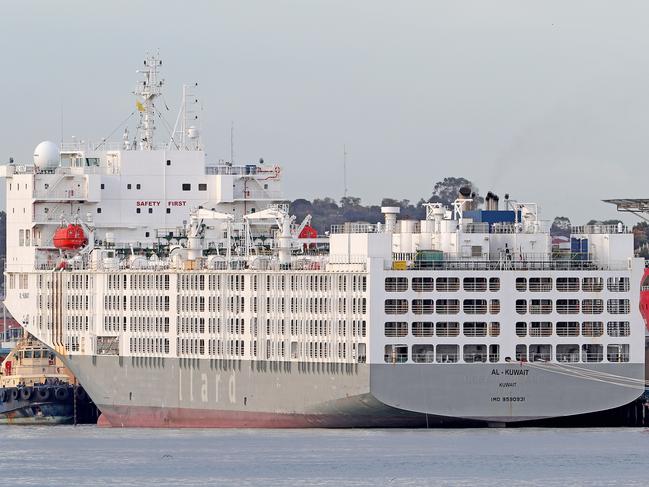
(340, 196, 361, 208)
(550, 216, 571, 237)
(586, 219, 623, 226)
(429, 177, 483, 207)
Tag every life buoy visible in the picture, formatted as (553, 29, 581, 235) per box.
(20, 387, 33, 401)
(54, 387, 69, 401)
(36, 387, 50, 401)
(75, 387, 88, 401)
(9, 388, 19, 401)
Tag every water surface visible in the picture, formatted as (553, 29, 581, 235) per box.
(0, 426, 647, 486)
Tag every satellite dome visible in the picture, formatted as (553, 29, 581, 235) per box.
(187, 126, 199, 140)
(33, 141, 60, 169)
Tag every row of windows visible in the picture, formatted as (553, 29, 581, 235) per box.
(386, 277, 500, 293)
(105, 182, 209, 192)
(384, 343, 630, 364)
(65, 315, 89, 332)
(130, 337, 170, 355)
(96, 206, 173, 218)
(180, 273, 367, 293)
(385, 321, 500, 337)
(385, 299, 500, 315)
(385, 276, 630, 293)
(515, 321, 630, 337)
(8, 274, 29, 290)
(516, 277, 630, 293)
(515, 299, 630, 315)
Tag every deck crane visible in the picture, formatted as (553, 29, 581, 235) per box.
(186, 208, 234, 260)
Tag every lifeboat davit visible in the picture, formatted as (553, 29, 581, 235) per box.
(640, 267, 649, 332)
(53, 224, 87, 250)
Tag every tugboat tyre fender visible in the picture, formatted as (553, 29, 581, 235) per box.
(20, 387, 33, 401)
(10, 388, 19, 401)
(55, 387, 69, 401)
(0, 389, 5, 402)
(75, 387, 88, 401)
(36, 387, 50, 401)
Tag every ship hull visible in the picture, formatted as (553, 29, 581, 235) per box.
(0, 385, 98, 425)
(64, 355, 644, 428)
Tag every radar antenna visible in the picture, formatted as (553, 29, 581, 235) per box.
(134, 53, 164, 150)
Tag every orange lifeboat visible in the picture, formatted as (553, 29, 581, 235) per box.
(640, 267, 649, 332)
(298, 224, 318, 250)
(53, 224, 87, 250)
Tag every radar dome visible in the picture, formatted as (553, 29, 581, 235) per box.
(187, 126, 199, 139)
(33, 141, 60, 169)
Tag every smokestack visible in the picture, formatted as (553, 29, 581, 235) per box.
(485, 191, 500, 211)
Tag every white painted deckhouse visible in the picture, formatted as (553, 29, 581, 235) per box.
(0, 56, 644, 427)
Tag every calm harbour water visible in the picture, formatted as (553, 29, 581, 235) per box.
(1, 426, 648, 486)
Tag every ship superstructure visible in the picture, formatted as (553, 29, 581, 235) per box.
(0, 57, 644, 427)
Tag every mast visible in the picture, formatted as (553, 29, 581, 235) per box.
(134, 54, 164, 150)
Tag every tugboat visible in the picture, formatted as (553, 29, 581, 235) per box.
(0, 336, 98, 424)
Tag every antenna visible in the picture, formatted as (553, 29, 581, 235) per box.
(134, 52, 164, 150)
(343, 144, 348, 198)
(230, 121, 235, 164)
(169, 82, 201, 151)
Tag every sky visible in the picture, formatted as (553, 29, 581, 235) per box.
(1, 0, 648, 225)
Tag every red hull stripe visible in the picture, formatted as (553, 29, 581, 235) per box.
(97, 405, 426, 428)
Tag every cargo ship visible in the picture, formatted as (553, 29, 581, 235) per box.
(0, 56, 644, 427)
